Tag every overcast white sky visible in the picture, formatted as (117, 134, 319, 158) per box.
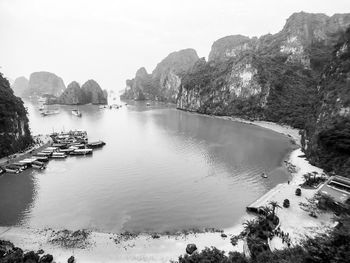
(1, 0, 349, 92)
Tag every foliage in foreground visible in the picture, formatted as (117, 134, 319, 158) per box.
(175, 207, 350, 263)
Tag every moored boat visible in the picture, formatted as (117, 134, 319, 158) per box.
(5, 165, 21, 174)
(32, 156, 49, 162)
(52, 152, 67, 159)
(87, 140, 106, 148)
(59, 148, 74, 154)
(32, 160, 46, 169)
(34, 152, 52, 157)
(12, 162, 29, 170)
(0, 167, 5, 175)
(70, 148, 93, 155)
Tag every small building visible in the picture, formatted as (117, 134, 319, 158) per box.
(318, 176, 350, 204)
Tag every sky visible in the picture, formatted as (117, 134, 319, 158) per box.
(1, 0, 349, 92)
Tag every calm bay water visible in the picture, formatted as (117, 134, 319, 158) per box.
(0, 100, 292, 233)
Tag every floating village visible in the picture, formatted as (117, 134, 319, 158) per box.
(0, 130, 105, 174)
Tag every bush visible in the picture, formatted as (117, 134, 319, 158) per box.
(295, 188, 302, 196)
(283, 199, 290, 208)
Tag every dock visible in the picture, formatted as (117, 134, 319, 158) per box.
(246, 184, 284, 213)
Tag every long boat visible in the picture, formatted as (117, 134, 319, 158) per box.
(32, 160, 46, 169)
(59, 148, 74, 154)
(70, 148, 93, 155)
(12, 162, 29, 170)
(87, 141, 106, 148)
(32, 156, 49, 162)
(34, 152, 52, 157)
(51, 152, 67, 159)
(5, 165, 21, 174)
(41, 109, 60, 116)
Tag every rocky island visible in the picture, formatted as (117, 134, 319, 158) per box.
(121, 48, 199, 102)
(57, 79, 107, 105)
(27, 71, 66, 97)
(11, 76, 29, 97)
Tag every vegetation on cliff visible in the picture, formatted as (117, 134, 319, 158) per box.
(0, 73, 32, 158)
(305, 27, 350, 176)
(179, 12, 350, 130)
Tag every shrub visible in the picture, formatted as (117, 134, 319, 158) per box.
(283, 199, 290, 208)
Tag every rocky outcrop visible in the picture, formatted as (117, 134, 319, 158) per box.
(208, 35, 254, 62)
(121, 49, 199, 102)
(304, 27, 350, 176)
(27, 71, 65, 97)
(58, 81, 86, 105)
(56, 80, 107, 105)
(186, 244, 197, 255)
(178, 12, 350, 129)
(11, 76, 29, 97)
(0, 73, 32, 158)
(81, 80, 107, 104)
(0, 240, 57, 263)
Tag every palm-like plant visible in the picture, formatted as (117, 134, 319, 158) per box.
(261, 205, 272, 220)
(269, 201, 281, 219)
(243, 219, 258, 234)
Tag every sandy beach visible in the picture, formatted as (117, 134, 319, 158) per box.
(0, 117, 333, 262)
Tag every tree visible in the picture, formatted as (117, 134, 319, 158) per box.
(243, 219, 258, 234)
(269, 201, 281, 219)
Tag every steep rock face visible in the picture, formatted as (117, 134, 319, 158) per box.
(58, 81, 86, 105)
(121, 49, 199, 102)
(11, 76, 29, 97)
(81, 80, 107, 104)
(27, 72, 65, 97)
(208, 35, 254, 62)
(305, 27, 350, 176)
(0, 73, 32, 157)
(178, 12, 350, 129)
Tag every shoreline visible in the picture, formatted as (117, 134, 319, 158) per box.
(0, 113, 332, 262)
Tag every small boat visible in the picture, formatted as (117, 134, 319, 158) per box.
(41, 110, 60, 116)
(5, 165, 21, 174)
(52, 143, 67, 148)
(146, 102, 150, 106)
(52, 152, 67, 159)
(12, 162, 29, 170)
(59, 148, 74, 154)
(38, 105, 45, 111)
(99, 105, 105, 110)
(87, 140, 106, 148)
(261, 173, 268, 178)
(35, 152, 52, 157)
(70, 148, 93, 155)
(32, 160, 46, 169)
(68, 143, 85, 149)
(32, 156, 49, 162)
(0, 167, 5, 175)
(71, 109, 82, 117)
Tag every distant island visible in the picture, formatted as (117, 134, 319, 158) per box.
(11, 72, 108, 105)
